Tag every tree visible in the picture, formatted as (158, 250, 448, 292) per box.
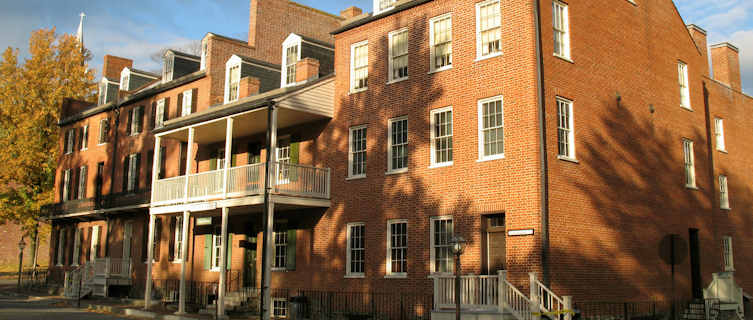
(148, 40, 202, 69)
(0, 28, 96, 265)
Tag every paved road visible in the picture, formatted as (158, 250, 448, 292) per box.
(0, 292, 127, 320)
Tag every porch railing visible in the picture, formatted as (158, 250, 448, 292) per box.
(433, 273, 500, 311)
(93, 258, 132, 278)
(152, 162, 330, 206)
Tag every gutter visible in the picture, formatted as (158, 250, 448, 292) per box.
(533, 0, 551, 285)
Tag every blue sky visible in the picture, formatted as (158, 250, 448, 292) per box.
(0, 0, 750, 93)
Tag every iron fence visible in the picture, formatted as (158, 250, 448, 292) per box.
(577, 301, 659, 320)
(18, 268, 48, 289)
(275, 289, 433, 320)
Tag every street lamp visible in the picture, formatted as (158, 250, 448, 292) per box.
(450, 235, 468, 320)
(17, 238, 26, 292)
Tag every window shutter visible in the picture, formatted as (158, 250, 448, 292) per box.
(81, 166, 87, 199)
(159, 147, 167, 179)
(164, 97, 171, 122)
(126, 109, 133, 136)
(226, 233, 233, 270)
(71, 167, 79, 200)
(122, 157, 129, 193)
(168, 217, 176, 261)
(290, 142, 300, 181)
(136, 106, 144, 133)
(210, 150, 218, 171)
(177, 93, 183, 116)
(154, 218, 161, 262)
(77, 128, 83, 151)
(146, 151, 154, 188)
(134, 153, 142, 191)
(150, 102, 157, 130)
(192, 88, 198, 113)
(286, 229, 296, 271)
(204, 234, 212, 270)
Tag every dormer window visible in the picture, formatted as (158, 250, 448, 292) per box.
(375, 0, 397, 14)
(120, 68, 130, 91)
(224, 56, 242, 103)
(98, 81, 107, 105)
(98, 78, 119, 105)
(163, 53, 174, 82)
(281, 34, 302, 88)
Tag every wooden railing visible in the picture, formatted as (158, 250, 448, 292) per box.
(530, 272, 573, 320)
(432, 273, 500, 311)
(152, 162, 331, 206)
(501, 272, 534, 320)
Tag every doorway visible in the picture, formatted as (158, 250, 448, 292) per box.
(484, 214, 506, 274)
(244, 236, 258, 288)
(689, 228, 702, 299)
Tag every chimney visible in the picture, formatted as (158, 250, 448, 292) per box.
(686, 25, 708, 75)
(340, 6, 363, 20)
(711, 42, 742, 91)
(296, 58, 320, 83)
(102, 55, 133, 81)
(239, 76, 261, 99)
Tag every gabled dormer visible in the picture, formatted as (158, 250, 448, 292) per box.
(280, 33, 334, 88)
(162, 50, 201, 83)
(119, 67, 159, 91)
(223, 54, 282, 104)
(374, 0, 398, 15)
(98, 77, 119, 105)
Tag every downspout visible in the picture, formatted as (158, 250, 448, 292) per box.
(105, 103, 121, 258)
(533, 0, 551, 286)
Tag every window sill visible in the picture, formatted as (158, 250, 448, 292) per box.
(349, 87, 368, 95)
(717, 149, 728, 154)
(346, 175, 366, 181)
(387, 77, 409, 85)
(81, 148, 88, 152)
(554, 54, 574, 64)
(721, 206, 731, 211)
(557, 155, 579, 163)
(172, 260, 184, 264)
(345, 274, 365, 279)
(272, 268, 288, 272)
(429, 162, 453, 169)
(386, 168, 408, 175)
(475, 52, 503, 62)
(477, 154, 505, 162)
(685, 185, 699, 190)
(681, 105, 694, 112)
(428, 66, 453, 74)
(384, 274, 407, 279)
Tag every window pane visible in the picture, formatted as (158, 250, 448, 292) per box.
(350, 127, 367, 176)
(433, 17, 452, 69)
(433, 218, 454, 273)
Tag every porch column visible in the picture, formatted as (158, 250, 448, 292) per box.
(150, 136, 161, 203)
(260, 104, 278, 320)
(144, 213, 156, 310)
(217, 207, 230, 317)
(222, 118, 234, 199)
(177, 211, 190, 315)
(184, 128, 195, 203)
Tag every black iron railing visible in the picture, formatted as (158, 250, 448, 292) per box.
(19, 268, 49, 289)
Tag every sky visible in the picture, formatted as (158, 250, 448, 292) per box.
(0, 0, 750, 94)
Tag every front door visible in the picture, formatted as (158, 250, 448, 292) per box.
(485, 214, 506, 274)
(244, 236, 258, 288)
(689, 228, 702, 299)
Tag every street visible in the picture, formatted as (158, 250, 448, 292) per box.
(0, 285, 127, 320)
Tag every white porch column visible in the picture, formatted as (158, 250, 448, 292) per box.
(217, 207, 230, 317)
(529, 272, 540, 320)
(260, 105, 278, 320)
(222, 118, 234, 199)
(498, 270, 507, 313)
(177, 211, 190, 315)
(184, 128, 195, 203)
(144, 214, 156, 310)
(150, 137, 162, 203)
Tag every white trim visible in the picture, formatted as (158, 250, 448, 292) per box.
(346, 222, 366, 277)
(556, 97, 576, 160)
(715, 118, 726, 152)
(430, 106, 453, 167)
(429, 13, 453, 73)
(350, 40, 369, 93)
(386, 219, 408, 277)
(211, 226, 222, 271)
(475, 0, 502, 60)
(719, 175, 730, 210)
(387, 116, 409, 173)
(120, 68, 131, 91)
(282, 34, 303, 88)
(373, 0, 397, 15)
(348, 125, 368, 179)
(72, 228, 81, 266)
(181, 89, 193, 117)
(388, 28, 410, 83)
(224, 56, 242, 104)
(552, 0, 571, 60)
(477, 95, 505, 161)
(81, 125, 89, 151)
(429, 215, 454, 275)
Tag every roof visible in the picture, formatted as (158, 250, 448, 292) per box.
(300, 34, 334, 49)
(332, 0, 433, 35)
(206, 32, 249, 46)
(129, 68, 160, 79)
(234, 54, 282, 70)
(166, 49, 200, 60)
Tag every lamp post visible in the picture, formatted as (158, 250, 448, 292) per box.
(450, 235, 468, 320)
(17, 238, 26, 292)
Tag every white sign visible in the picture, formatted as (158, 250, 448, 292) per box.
(196, 217, 213, 226)
(508, 229, 534, 236)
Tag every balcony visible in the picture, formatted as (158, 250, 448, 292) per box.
(152, 162, 330, 207)
(46, 191, 150, 219)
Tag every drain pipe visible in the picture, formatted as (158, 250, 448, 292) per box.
(533, 0, 551, 286)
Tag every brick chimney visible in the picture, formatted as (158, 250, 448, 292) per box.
(686, 25, 708, 74)
(711, 42, 742, 91)
(296, 58, 320, 83)
(340, 6, 363, 20)
(239, 76, 261, 99)
(102, 55, 133, 81)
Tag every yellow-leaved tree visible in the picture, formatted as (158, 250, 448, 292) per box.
(0, 28, 96, 266)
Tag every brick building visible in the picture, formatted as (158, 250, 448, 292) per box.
(47, 0, 752, 319)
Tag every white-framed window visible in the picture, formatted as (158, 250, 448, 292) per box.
(553, 0, 570, 59)
(173, 216, 184, 262)
(56, 228, 65, 266)
(683, 139, 696, 188)
(98, 118, 109, 145)
(62, 169, 71, 202)
(273, 298, 288, 319)
(277, 140, 291, 183)
(72, 228, 81, 266)
(388, 28, 409, 82)
(346, 223, 365, 277)
(81, 125, 89, 151)
(386, 219, 408, 277)
(719, 175, 730, 210)
(211, 226, 222, 271)
(181, 89, 193, 117)
(350, 41, 369, 92)
(388, 117, 408, 173)
(348, 125, 367, 178)
(216, 147, 226, 170)
(478, 96, 505, 160)
(556, 97, 576, 160)
(90, 225, 100, 261)
(430, 107, 453, 167)
(715, 118, 726, 152)
(163, 55, 174, 82)
(273, 231, 288, 269)
(678, 62, 691, 109)
(722, 236, 734, 271)
(155, 99, 166, 128)
(430, 216, 454, 274)
(374, 0, 397, 14)
(430, 13, 453, 72)
(476, 0, 502, 59)
(77, 165, 87, 200)
(130, 106, 143, 135)
(65, 129, 75, 154)
(120, 69, 130, 91)
(225, 57, 242, 103)
(127, 153, 139, 192)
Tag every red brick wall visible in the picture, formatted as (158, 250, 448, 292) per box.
(711, 44, 742, 91)
(0, 223, 49, 269)
(102, 55, 133, 80)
